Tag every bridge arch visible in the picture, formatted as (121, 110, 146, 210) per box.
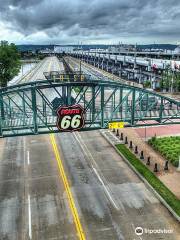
(0, 79, 179, 137)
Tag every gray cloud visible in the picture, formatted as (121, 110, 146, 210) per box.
(0, 0, 180, 44)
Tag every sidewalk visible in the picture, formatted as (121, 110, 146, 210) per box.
(114, 128, 180, 199)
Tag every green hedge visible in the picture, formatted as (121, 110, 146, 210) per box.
(148, 136, 180, 167)
(116, 144, 180, 217)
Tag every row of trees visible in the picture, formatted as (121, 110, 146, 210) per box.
(0, 41, 21, 87)
(160, 68, 180, 92)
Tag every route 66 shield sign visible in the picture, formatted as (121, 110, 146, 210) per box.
(56, 104, 85, 132)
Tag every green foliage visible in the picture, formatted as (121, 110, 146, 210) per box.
(0, 41, 21, 87)
(148, 136, 180, 167)
(161, 68, 180, 92)
(116, 144, 180, 216)
(73, 86, 81, 93)
(143, 80, 151, 88)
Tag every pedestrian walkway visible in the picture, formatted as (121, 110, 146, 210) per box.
(109, 128, 180, 199)
(135, 125, 180, 139)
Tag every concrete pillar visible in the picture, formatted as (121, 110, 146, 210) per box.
(115, 55, 117, 64)
(106, 61, 109, 71)
(123, 56, 126, 66)
(94, 53, 96, 66)
(134, 55, 137, 69)
(98, 53, 100, 68)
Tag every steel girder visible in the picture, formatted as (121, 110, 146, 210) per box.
(0, 79, 179, 137)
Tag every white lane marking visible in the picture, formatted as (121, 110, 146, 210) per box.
(92, 166, 119, 210)
(28, 194, 32, 239)
(27, 151, 30, 165)
(73, 132, 119, 210)
(73, 132, 98, 168)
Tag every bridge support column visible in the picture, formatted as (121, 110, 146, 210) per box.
(101, 61, 104, 70)
(62, 86, 66, 104)
(119, 88, 123, 119)
(101, 86, 104, 128)
(106, 61, 109, 72)
(0, 95, 5, 121)
(31, 87, 38, 134)
(93, 59, 96, 66)
(91, 86, 96, 123)
(67, 86, 71, 105)
(0, 95, 4, 137)
(131, 89, 136, 126)
(159, 97, 164, 123)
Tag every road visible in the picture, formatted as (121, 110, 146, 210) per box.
(9, 56, 64, 85)
(0, 131, 179, 239)
(0, 56, 179, 240)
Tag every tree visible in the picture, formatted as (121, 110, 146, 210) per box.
(161, 67, 180, 92)
(0, 41, 21, 87)
(143, 80, 151, 88)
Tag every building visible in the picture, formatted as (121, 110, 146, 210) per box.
(54, 46, 75, 53)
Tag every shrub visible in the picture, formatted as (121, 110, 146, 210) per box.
(148, 136, 180, 167)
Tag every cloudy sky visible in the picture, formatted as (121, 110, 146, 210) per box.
(0, 0, 179, 45)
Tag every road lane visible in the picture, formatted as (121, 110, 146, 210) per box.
(0, 57, 81, 239)
(11, 56, 62, 84)
(0, 137, 24, 240)
(0, 134, 80, 239)
(50, 134, 86, 240)
(54, 130, 180, 240)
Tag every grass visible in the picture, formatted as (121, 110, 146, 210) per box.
(148, 136, 180, 167)
(116, 144, 180, 217)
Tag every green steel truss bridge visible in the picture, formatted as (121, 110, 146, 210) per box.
(0, 78, 179, 137)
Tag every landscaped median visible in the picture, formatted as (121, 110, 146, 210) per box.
(115, 144, 180, 219)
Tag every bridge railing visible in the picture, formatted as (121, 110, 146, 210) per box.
(0, 79, 179, 137)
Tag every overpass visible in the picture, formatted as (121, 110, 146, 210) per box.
(0, 76, 179, 137)
(69, 51, 180, 70)
(67, 51, 180, 90)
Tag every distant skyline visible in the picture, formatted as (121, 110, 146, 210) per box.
(0, 0, 180, 45)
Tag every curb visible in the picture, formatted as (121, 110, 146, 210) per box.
(100, 130, 180, 222)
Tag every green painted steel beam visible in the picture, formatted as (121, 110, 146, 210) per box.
(0, 79, 179, 137)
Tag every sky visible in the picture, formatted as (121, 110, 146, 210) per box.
(0, 0, 179, 45)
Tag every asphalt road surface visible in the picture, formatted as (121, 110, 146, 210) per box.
(0, 57, 179, 240)
(9, 56, 63, 85)
(0, 131, 179, 240)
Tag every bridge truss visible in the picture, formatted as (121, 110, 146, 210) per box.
(0, 79, 179, 137)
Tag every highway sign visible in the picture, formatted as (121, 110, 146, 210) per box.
(56, 104, 85, 131)
(108, 122, 124, 129)
(43, 71, 90, 81)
